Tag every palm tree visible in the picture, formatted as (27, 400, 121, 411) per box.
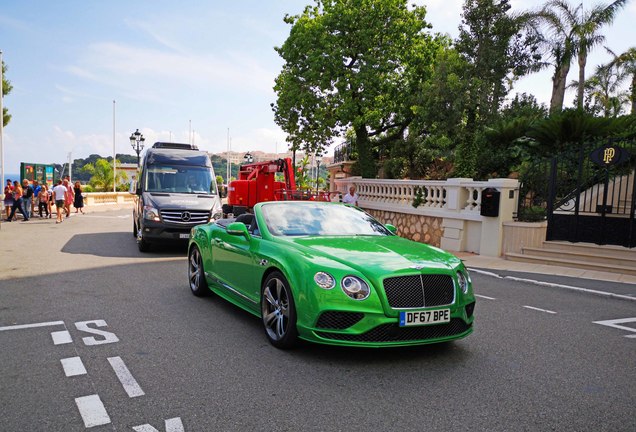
(605, 47, 636, 114)
(539, 0, 628, 114)
(82, 158, 127, 192)
(571, 63, 628, 116)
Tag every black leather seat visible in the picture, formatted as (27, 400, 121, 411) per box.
(235, 213, 254, 227)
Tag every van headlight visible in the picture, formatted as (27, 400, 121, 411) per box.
(143, 205, 160, 221)
(341, 276, 370, 300)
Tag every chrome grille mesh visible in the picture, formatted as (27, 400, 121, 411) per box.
(383, 274, 454, 308)
(160, 209, 210, 225)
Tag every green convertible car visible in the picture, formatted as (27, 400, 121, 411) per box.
(187, 201, 475, 349)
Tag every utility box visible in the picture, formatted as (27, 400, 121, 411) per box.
(480, 188, 500, 217)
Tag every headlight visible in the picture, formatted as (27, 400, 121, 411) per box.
(211, 211, 223, 221)
(314, 272, 335, 289)
(457, 271, 470, 294)
(143, 205, 160, 221)
(341, 276, 370, 300)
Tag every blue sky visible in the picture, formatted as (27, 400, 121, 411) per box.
(1, 0, 635, 175)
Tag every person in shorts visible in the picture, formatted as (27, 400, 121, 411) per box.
(52, 180, 68, 223)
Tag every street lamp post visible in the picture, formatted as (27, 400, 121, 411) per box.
(129, 129, 145, 168)
(315, 155, 322, 191)
(243, 151, 254, 164)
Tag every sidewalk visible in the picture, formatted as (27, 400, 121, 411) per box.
(454, 251, 636, 285)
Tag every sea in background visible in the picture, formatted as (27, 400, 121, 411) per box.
(3, 173, 20, 184)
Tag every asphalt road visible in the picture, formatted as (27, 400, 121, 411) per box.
(1, 209, 635, 431)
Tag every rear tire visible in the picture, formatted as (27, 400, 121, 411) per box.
(188, 246, 210, 297)
(261, 272, 298, 349)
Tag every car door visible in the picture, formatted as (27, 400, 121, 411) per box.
(211, 223, 260, 306)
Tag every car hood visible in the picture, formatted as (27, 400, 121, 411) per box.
(145, 192, 219, 210)
(283, 235, 460, 276)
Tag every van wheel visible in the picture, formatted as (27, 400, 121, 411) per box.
(137, 226, 150, 252)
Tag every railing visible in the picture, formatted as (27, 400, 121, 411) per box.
(333, 142, 356, 164)
(84, 192, 135, 206)
(334, 177, 518, 219)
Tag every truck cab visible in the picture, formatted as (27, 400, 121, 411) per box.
(132, 142, 222, 251)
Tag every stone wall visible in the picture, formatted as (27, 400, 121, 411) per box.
(366, 209, 443, 247)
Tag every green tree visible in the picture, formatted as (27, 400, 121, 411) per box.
(2, 60, 12, 127)
(605, 46, 636, 114)
(538, 0, 628, 114)
(81, 158, 127, 192)
(454, 0, 542, 176)
(272, 0, 440, 178)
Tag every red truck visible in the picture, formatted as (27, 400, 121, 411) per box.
(222, 158, 332, 216)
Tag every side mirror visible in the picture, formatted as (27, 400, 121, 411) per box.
(385, 224, 397, 234)
(226, 222, 250, 238)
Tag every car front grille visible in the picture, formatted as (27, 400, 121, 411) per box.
(315, 319, 471, 343)
(316, 311, 364, 330)
(160, 209, 210, 225)
(383, 274, 455, 309)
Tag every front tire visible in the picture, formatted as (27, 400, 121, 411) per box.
(188, 246, 210, 297)
(261, 272, 298, 349)
(136, 223, 151, 252)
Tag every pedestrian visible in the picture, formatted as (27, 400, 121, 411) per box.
(46, 184, 53, 218)
(22, 179, 34, 219)
(7, 180, 28, 221)
(52, 180, 67, 223)
(342, 185, 359, 207)
(32, 180, 41, 217)
(63, 178, 74, 218)
(73, 181, 84, 214)
(38, 184, 50, 218)
(4, 179, 14, 221)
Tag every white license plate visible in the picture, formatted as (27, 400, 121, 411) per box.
(179, 233, 190, 239)
(399, 309, 450, 327)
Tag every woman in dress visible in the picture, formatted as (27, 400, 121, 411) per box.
(73, 181, 84, 214)
(4, 179, 14, 220)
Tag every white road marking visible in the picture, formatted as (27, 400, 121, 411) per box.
(133, 417, 185, 432)
(0, 320, 65, 331)
(468, 268, 503, 278)
(468, 269, 636, 302)
(475, 294, 496, 300)
(523, 305, 557, 314)
(61, 356, 87, 377)
(75, 394, 111, 428)
(75, 320, 119, 345)
(108, 356, 145, 398)
(593, 317, 636, 338)
(51, 330, 73, 345)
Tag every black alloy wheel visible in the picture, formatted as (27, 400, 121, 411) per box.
(188, 246, 210, 297)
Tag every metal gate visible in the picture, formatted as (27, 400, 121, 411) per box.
(546, 139, 636, 248)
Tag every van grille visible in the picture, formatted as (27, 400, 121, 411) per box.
(160, 209, 210, 225)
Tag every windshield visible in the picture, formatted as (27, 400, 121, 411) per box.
(261, 203, 392, 237)
(144, 165, 217, 194)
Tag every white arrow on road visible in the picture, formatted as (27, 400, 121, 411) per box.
(593, 318, 636, 338)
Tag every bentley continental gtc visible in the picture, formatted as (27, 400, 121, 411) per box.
(187, 201, 475, 348)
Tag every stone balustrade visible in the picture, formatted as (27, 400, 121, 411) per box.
(84, 192, 135, 206)
(334, 177, 520, 257)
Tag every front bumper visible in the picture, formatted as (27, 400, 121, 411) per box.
(141, 220, 199, 243)
(298, 301, 475, 348)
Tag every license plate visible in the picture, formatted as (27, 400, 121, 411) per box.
(399, 309, 450, 327)
(179, 233, 190, 239)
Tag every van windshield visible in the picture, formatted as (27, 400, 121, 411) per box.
(144, 165, 217, 195)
